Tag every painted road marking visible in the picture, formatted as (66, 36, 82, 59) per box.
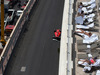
(20, 66, 26, 72)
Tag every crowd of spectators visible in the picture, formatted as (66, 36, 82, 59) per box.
(74, 0, 100, 74)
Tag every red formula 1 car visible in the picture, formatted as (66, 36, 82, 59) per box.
(52, 29, 61, 41)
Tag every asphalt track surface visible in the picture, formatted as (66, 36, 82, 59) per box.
(4, 0, 64, 75)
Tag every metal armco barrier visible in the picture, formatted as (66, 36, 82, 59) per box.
(0, 0, 36, 74)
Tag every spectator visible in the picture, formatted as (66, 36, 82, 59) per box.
(24, 2, 26, 6)
(74, 29, 92, 37)
(78, 2, 83, 8)
(78, 56, 100, 72)
(26, 0, 28, 4)
(17, 3, 21, 8)
(78, 59, 90, 66)
(18, 0, 21, 3)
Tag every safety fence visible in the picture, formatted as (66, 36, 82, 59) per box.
(0, 0, 36, 74)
